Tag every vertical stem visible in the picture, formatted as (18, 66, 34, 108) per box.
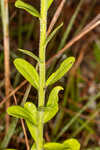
(1, 0, 10, 133)
(37, 0, 47, 149)
(39, 0, 47, 107)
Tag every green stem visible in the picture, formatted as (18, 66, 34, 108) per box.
(37, 0, 47, 149)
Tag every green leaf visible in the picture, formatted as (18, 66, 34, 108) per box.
(24, 102, 37, 125)
(43, 105, 58, 123)
(47, 0, 54, 9)
(14, 58, 39, 89)
(26, 120, 38, 142)
(47, 86, 63, 105)
(44, 143, 64, 150)
(15, 0, 40, 18)
(7, 106, 36, 125)
(19, 49, 41, 63)
(46, 57, 75, 86)
(63, 138, 80, 150)
(44, 86, 63, 123)
(46, 23, 63, 46)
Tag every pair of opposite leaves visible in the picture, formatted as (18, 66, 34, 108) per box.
(31, 138, 80, 150)
(5, 138, 80, 150)
(15, 0, 54, 18)
(14, 57, 75, 90)
(7, 86, 63, 142)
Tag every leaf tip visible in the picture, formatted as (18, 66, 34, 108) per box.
(63, 138, 80, 150)
(69, 56, 75, 63)
(15, 0, 21, 8)
(54, 86, 64, 93)
(7, 106, 14, 116)
(13, 58, 19, 66)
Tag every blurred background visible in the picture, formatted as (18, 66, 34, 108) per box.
(0, 0, 100, 149)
